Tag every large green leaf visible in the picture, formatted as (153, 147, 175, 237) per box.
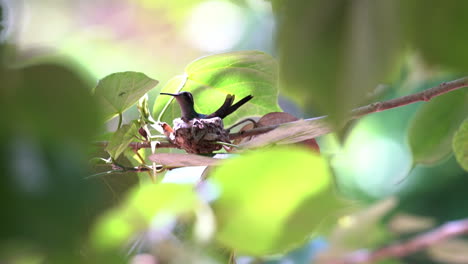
(93, 71, 159, 121)
(153, 50, 281, 126)
(402, 0, 468, 72)
(92, 183, 198, 250)
(0, 58, 107, 261)
(408, 89, 468, 165)
(209, 146, 346, 256)
(277, 0, 403, 125)
(14, 63, 100, 143)
(105, 121, 139, 159)
(453, 119, 468, 171)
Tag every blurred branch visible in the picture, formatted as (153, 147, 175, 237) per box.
(325, 218, 468, 264)
(351, 76, 468, 118)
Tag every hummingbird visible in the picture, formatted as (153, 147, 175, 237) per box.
(160, 91, 253, 122)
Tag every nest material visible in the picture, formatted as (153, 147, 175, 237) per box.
(169, 117, 230, 154)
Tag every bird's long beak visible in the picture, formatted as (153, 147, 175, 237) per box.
(160, 92, 178, 96)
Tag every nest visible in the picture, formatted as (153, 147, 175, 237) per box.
(168, 117, 230, 154)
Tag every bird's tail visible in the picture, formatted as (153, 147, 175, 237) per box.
(207, 94, 253, 119)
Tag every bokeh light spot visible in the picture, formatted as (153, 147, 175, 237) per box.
(184, 0, 247, 52)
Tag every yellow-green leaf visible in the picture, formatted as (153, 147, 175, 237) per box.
(153, 51, 281, 126)
(91, 183, 197, 250)
(209, 146, 345, 255)
(105, 121, 139, 159)
(94, 71, 158, 121)
(409, 89, 468, 165)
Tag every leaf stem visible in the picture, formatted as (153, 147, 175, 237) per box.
(117, 112, 123, 129)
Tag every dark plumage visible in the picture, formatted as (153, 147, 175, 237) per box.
(160, 91, 253, 122)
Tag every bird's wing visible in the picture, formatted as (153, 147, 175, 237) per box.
(206, 94, 235, 118)
(217, 95, 253, 119)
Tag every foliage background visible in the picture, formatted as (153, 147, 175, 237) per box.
(1, 0, 468, 263)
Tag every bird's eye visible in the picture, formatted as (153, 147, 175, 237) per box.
(187, 92, 193, 102)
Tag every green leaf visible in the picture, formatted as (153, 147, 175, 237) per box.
(105, 121, 139, 159)
(209, 146, 346, 256)
(453, 119, 468, 171)
(402, 0, 468, 72)
(277, 0, 403, 125)
(91, 183, 198, 250)
(94, 71, 159, 121)
(153, 50, 281, 126)
(408, 89, 468, 165)
(16, 63, 100, 143)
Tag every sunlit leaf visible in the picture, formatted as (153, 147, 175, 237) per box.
(105, 121, 139, 159)
(453, 119, 468, 171)
(403, 0, 468, 72)
(94, 71, 158, 121)
(241, 116, 331, 148)
(153, 51, 281, 126)
(149, 153, 220, 167)
(92, 183, 198, 250)
(209, 146, 345, 255)
(277, 0, 402, 125)
(408, 89, 468, 165)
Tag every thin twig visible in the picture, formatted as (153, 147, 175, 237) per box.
(351, 76, 468, 118)
(226, 118, 258, 131)
(95, 141, 177, 149)
(229, 124, 278, 140)
(325, 218, 468, 264)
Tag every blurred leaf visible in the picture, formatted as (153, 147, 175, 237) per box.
(388, 213, 435, 235)
(209, 146, 346, 256)
(88, 147, 139, 210)
(316, 198, 396, 263)
(240, 116, 331, 148)
(149, 153, 220, 167)
(403, 0, 468, 71)
(453, 119, 468, 171)
(0, 58, 105, 261)
(408, 89, 468, 165)
(277, 0, 402, 125)
(428, 238, 468, 264)
(153, 51, 281, 126)
(16, 63, 100, 143)
(236, 112, 321, 152)
(93, 71, 158, 121)
(105, 121, 139, 159)
(92, 183, 198, 250)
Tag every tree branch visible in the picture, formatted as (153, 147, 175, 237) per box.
(97, 77, 468, 148)
(351, 76, 468, 118)
(230, 77, 468, 140)
(325, 218, 468, 264)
